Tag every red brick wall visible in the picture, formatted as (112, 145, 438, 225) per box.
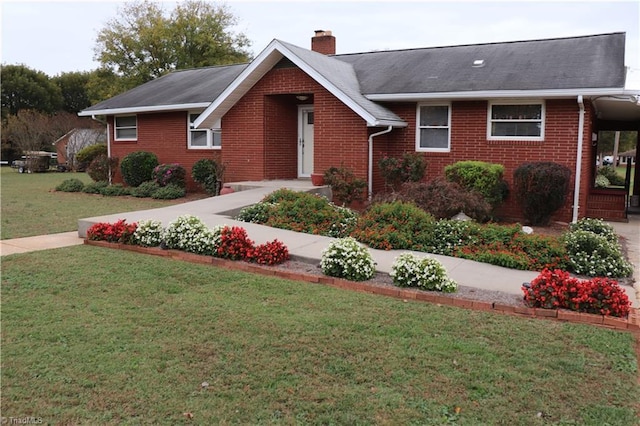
(222, 67, 369, 182)
(374, 99, 593, 222)
(108, 112, 221, 191)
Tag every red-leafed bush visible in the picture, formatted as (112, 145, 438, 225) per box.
(86, 219, 137, 244)
(217, 226, 254, 260)
(523, 268, 631, 318)
(250, 239, 290, 265)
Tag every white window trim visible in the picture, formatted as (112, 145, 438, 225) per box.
(415, 102, 451, 152)
(114, 115, 137, 141)
(487, 100, 545, 141)
(188, 112, 221, 150)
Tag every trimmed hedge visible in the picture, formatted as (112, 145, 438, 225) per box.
(120, 151, 159, 187)
(513, 162, 571, 226)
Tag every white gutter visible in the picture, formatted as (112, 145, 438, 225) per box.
(368, 126, 393, 199)
(79, 102, 211, 117)
(572, 95, 585, 223)
(366, 88, 627, 102)
(91, 114, 112, 185)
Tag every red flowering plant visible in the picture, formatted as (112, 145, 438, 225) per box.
(523, 268, 631, 318)
(216, 226, 254, 260)
(250, 239, 290, 265)
(86, 219, 138, 244)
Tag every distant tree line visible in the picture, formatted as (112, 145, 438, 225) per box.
(1, 0, 251, 164)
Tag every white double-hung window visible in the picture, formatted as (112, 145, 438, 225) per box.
(188, 113, 221, 149)
(488, 101, 544, 140)
(416, 103, 450, 152)
(114, 115, 137, 141)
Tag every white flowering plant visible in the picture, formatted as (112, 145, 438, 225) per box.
(163, 214, 222, 255)
(133, 219, 165, 247)
(568, 218, 618, 243)
(390, 253, 457, 292)
(563, 230, 632, 278)
(320, 237, 376, 281)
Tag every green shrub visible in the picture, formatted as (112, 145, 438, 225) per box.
(100, 184, 129, 197)
(378, 152, 426, 190)
(76, 144, 107, 165)
(120, 151, 159, 187)
(55, 178, 84, 192)
(595, 174, 610, 188)
(323, 165, 367, 205)
(236, 202, 276, 223)
(191, 158, 224, 195)
(151, 184, 186, 200)
(87, 154, 119, 182)
(390, 253, 457, 292)
(563, 230, 632, 278)
(152, 163, 186, 188)
(130, 181, 160, 198)
(597, 165, 625, 186)
(430, 220, 479, 255)
(321, 237, 376, 281)
(445, 161, 508, 208)
(569, 218, 618, 243)
(244, 190, 357, 238)
(397, 178, 492, 221)
(351, 202, 435, 251)
(513, 162, 571, 225)
(82, 181, 109, 194)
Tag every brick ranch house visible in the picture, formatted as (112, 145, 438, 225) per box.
(79, 31, 640, 223)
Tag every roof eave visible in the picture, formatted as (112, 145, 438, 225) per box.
(366, 88, 629, 101)
(194, 40, 407, 129)
(78, 102, 211, 117)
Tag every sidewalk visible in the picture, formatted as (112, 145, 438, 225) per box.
(2, 183, 638, 307)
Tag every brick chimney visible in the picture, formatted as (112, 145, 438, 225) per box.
(311, 30, 335, 55)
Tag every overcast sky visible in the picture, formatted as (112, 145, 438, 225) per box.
(1, 0, 639, 76)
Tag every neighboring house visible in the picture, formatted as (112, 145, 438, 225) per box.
(54, 128, 107, 169)
(80, 31, 640, 222)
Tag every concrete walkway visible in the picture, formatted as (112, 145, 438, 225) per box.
(1, 181, 638, 307)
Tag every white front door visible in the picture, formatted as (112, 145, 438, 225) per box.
(298, 106, 314, 177)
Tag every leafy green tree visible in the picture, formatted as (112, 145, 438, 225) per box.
(0, 64, 63, 119)
(53, 71, 92, 113)
(94, 0, 251, 90)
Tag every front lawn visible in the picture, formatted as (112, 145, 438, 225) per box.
(0, 167, 205, 239)
(2, 246, 638, 424)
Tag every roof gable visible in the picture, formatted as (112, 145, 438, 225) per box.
(194, 39, 406, 129)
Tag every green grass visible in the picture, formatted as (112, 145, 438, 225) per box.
(0, 167, 204, 239)
(2, 246, 638, 425)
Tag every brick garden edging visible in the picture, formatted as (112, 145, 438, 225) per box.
(84, 239, 640, 332)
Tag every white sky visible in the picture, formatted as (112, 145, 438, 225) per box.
(1, 0, 639, 76)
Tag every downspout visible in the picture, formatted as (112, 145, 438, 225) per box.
(572, 96, 585, 223)
(368, 126, 393, 200)
(91, 115, 111, 185)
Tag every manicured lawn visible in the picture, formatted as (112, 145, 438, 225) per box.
(2, 246, 638, 424)
(0, 167, 205, 239)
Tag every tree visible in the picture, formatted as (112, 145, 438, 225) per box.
(0, 64, 63, 119)
(94, 0, 251, 90)
(3, 110, 98, 155)
(53, 71, 92, 113)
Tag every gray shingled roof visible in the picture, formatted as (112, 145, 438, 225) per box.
(80, 32, 627, 115)
(336, 32, 626, 94)
(81, 63, 247, 113)
(278, 40, 404, 124)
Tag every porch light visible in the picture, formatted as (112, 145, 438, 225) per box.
(296, 95, 309, 101)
